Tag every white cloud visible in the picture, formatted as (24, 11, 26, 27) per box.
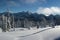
(22, 0, 47, 4)
(25, 0, 37, 3)
(36, 7, 60, 16)
(7, 1, 20, 7)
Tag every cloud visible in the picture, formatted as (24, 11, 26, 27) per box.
(38, 0, 47, 3)
(7, 1, 20, 7)
(25, 0, 37, 3)
(20, 0, 47, 4)
(36, 7, 60, 16)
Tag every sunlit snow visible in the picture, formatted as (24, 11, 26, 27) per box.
(0, 26, 60, 40)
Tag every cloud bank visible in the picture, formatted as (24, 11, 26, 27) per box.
(36, 7, 60, 16)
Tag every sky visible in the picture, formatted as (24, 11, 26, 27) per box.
(0, 0, 60, 15)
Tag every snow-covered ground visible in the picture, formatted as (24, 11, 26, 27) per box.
(0, 26, 60, 40)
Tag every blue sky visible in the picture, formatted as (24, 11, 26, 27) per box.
(0, 0, 60, 13)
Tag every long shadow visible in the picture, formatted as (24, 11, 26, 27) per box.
(19, 28, 53, 37)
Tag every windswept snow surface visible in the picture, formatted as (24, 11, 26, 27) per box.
(0, 27, 60, 40)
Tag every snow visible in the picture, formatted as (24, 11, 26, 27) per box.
(0, 28, 2, 32)
(0, 26, 60, 40)
(55, 25, 60, 28)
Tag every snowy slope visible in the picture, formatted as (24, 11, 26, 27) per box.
(18, 28, 60, 40)
(0, 27, 60, 40)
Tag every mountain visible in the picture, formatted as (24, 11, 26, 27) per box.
(0, 11, 60, 27)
